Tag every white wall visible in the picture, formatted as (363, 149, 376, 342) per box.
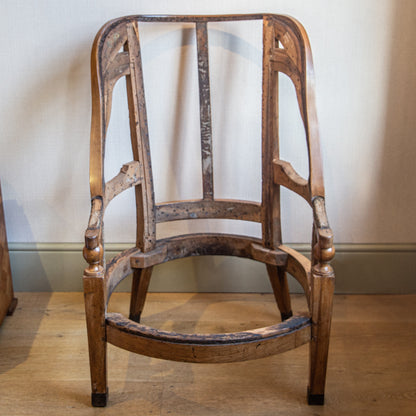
(1, 0, 416, 247)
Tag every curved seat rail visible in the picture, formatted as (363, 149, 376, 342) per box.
(106, 312, 311, 363)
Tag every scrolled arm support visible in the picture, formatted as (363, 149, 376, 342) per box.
(83, 196, 104, 275)
(312, 196, 335, 271)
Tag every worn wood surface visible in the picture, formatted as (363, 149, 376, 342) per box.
(0, 181, 17, 325)
(106, 312, 310, 363)
(129, 267, 153, 322)
(104, 161, 143, 208)
(125, 21, 156, 253)
(262, 16, 281, 249)
(266, 264, 293, 321)
(83, 269, 107, 404)
(1, 293, 416, 415)
(196, 21, 214, 200)
(130, 234, 288, 269)
(155, 199, 261, 223)
(84, 14, 335, 406)
(273, 159, 310, 202)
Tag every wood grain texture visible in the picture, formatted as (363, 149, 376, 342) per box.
(129, 267, 153, 322)
(266, 264, 293, 321)
(130, 234, 288, 268)
(83, 270, 107, 403)
(273, 159, 310, 202)
(262, 16, 281, 248)
(125, 22, 156, 252)
(156, 199, 261, 223)
(1, 293, 416, 415)
(104, 161, 143, 208)
(106, 312, 311, 363)
(196, 22, 214, 200)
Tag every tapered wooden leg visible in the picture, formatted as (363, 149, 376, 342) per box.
(83, 269, 108, 407)
(6, 298, 18, 315)
(266, 264, 293, 321)
(308, 264, 335, 405)
(129, 267, 153, 323)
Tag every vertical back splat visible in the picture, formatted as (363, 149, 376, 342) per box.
(196, 22, 214, 200)
(125, 22, 156, 252)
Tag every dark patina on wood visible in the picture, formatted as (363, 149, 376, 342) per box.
(106, 312, 311, 363)
(83, 13, 335, 407)
(130, 233, 289, 268)
(107, 312, 310, 344)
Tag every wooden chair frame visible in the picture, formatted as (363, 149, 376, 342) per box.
(83, 14, 335, 407)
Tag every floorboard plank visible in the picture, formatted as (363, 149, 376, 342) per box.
(0, 293, 415, 415)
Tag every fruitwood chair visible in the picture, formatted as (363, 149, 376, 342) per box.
(83, 14, 335, 407)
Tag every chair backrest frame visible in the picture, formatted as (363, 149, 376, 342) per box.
(89, 14, 325, 253)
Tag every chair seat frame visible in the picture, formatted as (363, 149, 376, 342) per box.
(83, 14, 335, 407)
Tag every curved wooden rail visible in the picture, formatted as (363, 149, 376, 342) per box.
(156, 199, 261, 223)
(106, 312, 311, 363)
(104, 236, 313, 306)
(130, 234, 288, 268)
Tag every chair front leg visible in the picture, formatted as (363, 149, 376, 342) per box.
(308, 263, 334, 405)
(83, 269, 108, 407)
(83, 227, 108, 407)
(308, 197, 335, 404)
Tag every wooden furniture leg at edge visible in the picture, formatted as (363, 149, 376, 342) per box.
(83, 270, 108, 407)
(0, 180, 18, 323)
(129, 267, 153, 323)
(308, 264, 335, 405)
(266, 264, 293, 321)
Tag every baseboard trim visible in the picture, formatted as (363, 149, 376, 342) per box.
(8, 243, 416, 293)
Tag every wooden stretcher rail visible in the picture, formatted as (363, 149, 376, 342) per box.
(130, 233, 288, 268)
(106, 312, 311, 363)
(156, 199, 261, 222)
(104, 240, 311, 307)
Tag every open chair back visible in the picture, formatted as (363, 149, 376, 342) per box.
(83, 14, 335, 407)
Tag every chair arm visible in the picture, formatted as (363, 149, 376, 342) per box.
(312, 197, 335, 267)
(83, 196, 104, 274)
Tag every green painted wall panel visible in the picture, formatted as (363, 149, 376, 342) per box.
(8, 243, 416, 293)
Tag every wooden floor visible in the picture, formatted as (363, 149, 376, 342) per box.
(0, 293, 415, 415)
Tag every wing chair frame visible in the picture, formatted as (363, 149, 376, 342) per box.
(83, 14, 335, 407)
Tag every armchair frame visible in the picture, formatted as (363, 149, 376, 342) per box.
(83, 14, 335, 407)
